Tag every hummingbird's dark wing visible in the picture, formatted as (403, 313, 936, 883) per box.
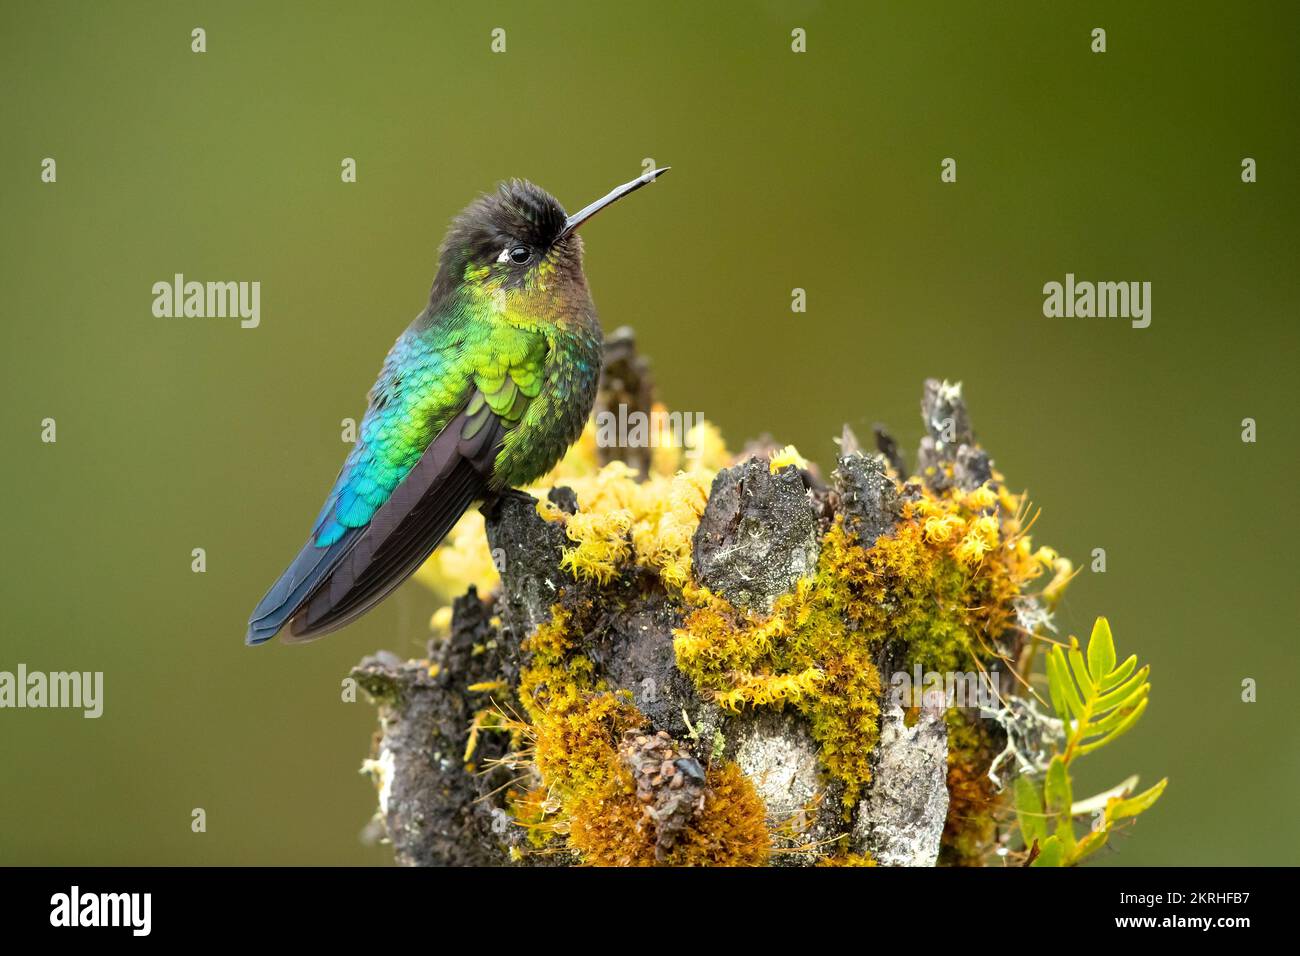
(246, 329, 548, 645)
(280, 402, 507, 641)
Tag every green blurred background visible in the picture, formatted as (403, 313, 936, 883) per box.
(2, 1, 1296, 865)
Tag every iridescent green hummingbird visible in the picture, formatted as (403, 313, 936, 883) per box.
(247, 167, 669, 645)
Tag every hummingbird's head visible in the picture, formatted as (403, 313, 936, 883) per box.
(430, 168, 669, 314)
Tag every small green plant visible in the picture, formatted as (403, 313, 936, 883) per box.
(1015, 617, 1167, 866)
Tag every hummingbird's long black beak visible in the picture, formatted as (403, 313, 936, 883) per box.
(560, 167, 670, 239)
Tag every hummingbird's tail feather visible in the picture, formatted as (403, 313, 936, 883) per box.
(245, 530, 361, 645)
(246, 403, 506, 645)
(285, 461, 487, 642)
(279, 408, 504, 643)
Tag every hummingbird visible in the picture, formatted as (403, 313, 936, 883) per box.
(246, 167, 669, 645)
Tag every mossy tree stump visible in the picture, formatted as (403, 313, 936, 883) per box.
(354, 330, 1073, 867)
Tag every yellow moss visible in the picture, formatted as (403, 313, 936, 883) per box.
(768, 444, 809, 474)
(713, 667, 826, 710)
(816, 852, 878, 867)
(569, 762, 770, 867)
(923, 513, 964, 546)
(674, 541, 884, 807)
(511, 604, 634, 839)
(508, 784, 564, 848)
(857, 479, 1062, 674)
(954, 513, 1000, 568)
(416, 411, 731, 601)
(513, 603, 771, 865)
(414, 399, 1076, 865)
(515, 608, 642, 801)
(1041, 553, 1075, 604)
(519, 408, 730, 592)
(543, 460, 717, 591)
(559, 509, 633, 583)
(675, 472, 1072, 809)
(464, 705, 513, 762)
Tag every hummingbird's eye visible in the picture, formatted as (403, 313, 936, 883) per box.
(507, 245, 532, 265)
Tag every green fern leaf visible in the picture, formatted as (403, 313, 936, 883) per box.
(1046, 620, 1152, 760)
(1073, 828, 1109, 863)
(1087, 616, 1116, 681)
(1078, 685, 1149, 741)
(1092, 666, 1150, 713)
(1015, 774, 1046, 847)
(1048, 646, 1086, 720)
(1030, 834, 1064, 867)
(1044, 754, 1075, 856)
(1106, 778, 1168, 824)
(1068, 644, 1094, 695)
(1025, 617, 1165, 868)
(1097, 653, 1137, 691)
(1046, 648, 1068, 719)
